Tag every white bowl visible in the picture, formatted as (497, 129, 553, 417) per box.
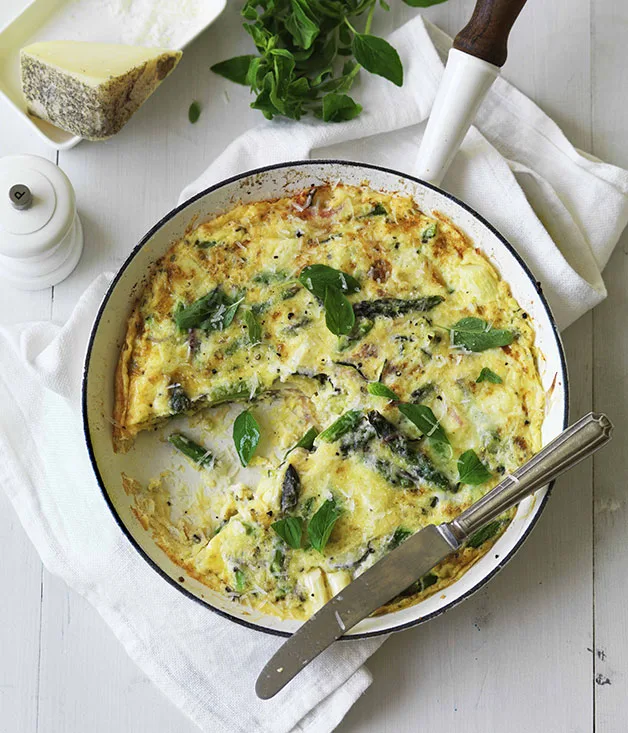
(82, 161, 568, 638)
(0, 0, 227, 149)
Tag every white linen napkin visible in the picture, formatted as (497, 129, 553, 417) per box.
(1, 15, 627, 733)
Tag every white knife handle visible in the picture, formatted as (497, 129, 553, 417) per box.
(415, 0, 529, 186)
(448, 413, 613, 542)
(414, 49, 499, 187)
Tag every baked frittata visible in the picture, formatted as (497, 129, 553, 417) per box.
(115, 183, 544, 620)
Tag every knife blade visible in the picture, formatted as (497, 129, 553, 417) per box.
(255, 412, 613, 700)
(255, 523, 460, 699)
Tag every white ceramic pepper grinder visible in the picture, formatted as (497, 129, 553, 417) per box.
(0, 154, 83, 290)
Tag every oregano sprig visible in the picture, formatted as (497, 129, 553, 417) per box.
(210, 0, 442, 122)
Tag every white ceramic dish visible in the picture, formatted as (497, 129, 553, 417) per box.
(0, 0, 227, 149)
(82, 160, 569, 638)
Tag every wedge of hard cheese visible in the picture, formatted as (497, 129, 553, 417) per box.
(21, 41, 182, 141)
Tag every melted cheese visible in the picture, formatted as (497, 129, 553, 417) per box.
(116, 184, 544, 620)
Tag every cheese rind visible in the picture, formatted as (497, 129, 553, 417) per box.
(20, 41, 182, 141)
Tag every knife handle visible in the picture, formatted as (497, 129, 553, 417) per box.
(453, 0, 528, 67)
(414, 0, 528, 186)
(447, 412, 613, 542)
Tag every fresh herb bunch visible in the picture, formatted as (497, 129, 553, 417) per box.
(211, 0, 445, 122)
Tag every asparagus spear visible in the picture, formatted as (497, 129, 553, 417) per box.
(352, 296, 444, 320)
(338, 417, 376, 455)
(337, 318, 374, 351)
(270, 549, 284, 576)
(335, 416, 421, 488)
(366, 411, 453, 490)
(168, 432, 214, 468)
(209, 380, 258, 404)
(281, 465, 301, 513)
(169, 384, 191, 414)
(397, 572, 439, 599)
(467, 520, 502, 548)
(367, 456, 415, 488)
(318, 410, 363, 443)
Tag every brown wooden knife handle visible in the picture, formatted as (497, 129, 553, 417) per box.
(453, 0, 528, 67)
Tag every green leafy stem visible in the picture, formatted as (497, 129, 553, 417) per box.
(211, 0, 448, 122)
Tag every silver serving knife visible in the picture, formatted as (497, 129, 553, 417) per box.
(256, 412, 613, 699)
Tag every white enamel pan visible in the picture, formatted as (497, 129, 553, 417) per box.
(82, 0, 568, 639)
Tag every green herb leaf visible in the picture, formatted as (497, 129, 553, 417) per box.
(458, 450, 491, 485)
(467, 520, 502, 548)
(243, 309, 262, 345)
(270, 548, 284, 574)
(213, 0, 424, 122)
(211, 55, 257, 85)
(299, 264, 360, 300)
(244, 21, 272, 52)
(367, 382, 399, 400)
(449, 317, 514, 352)
(398, 403, 449, 445)
(271, 516, 303, 549)
(352, 33, 403, 86)
(241, 0, 258, 21)
(337, 318, 374, 351)
(299, 265, 359, 337)
(168, 433, 214, 468)
(233, 409, 261, 467)
(285, 426, 319, 458)
(188, 101, 201, 123)
(369, 202, 387, 216)
(308, 499, 342, 553)
(421, 222, 437, 243)
(388, 527, 412, 550)
(476, 367, 503, 384)
(321, 92, 362, 122)
(319, 410, 362, 443)
(420, 572, 438, 590)
(324, 285, 355, 335)
(285, 0, 320, 50)
(221, 298, 244, 330)
(175, 289, 243, 332)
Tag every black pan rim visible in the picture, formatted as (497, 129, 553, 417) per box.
(82, 158, 570, 640)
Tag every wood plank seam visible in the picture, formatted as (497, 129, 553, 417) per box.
(35, 565, 44, 733)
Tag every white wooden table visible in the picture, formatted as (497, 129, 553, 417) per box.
(1, 1, 626, 731)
